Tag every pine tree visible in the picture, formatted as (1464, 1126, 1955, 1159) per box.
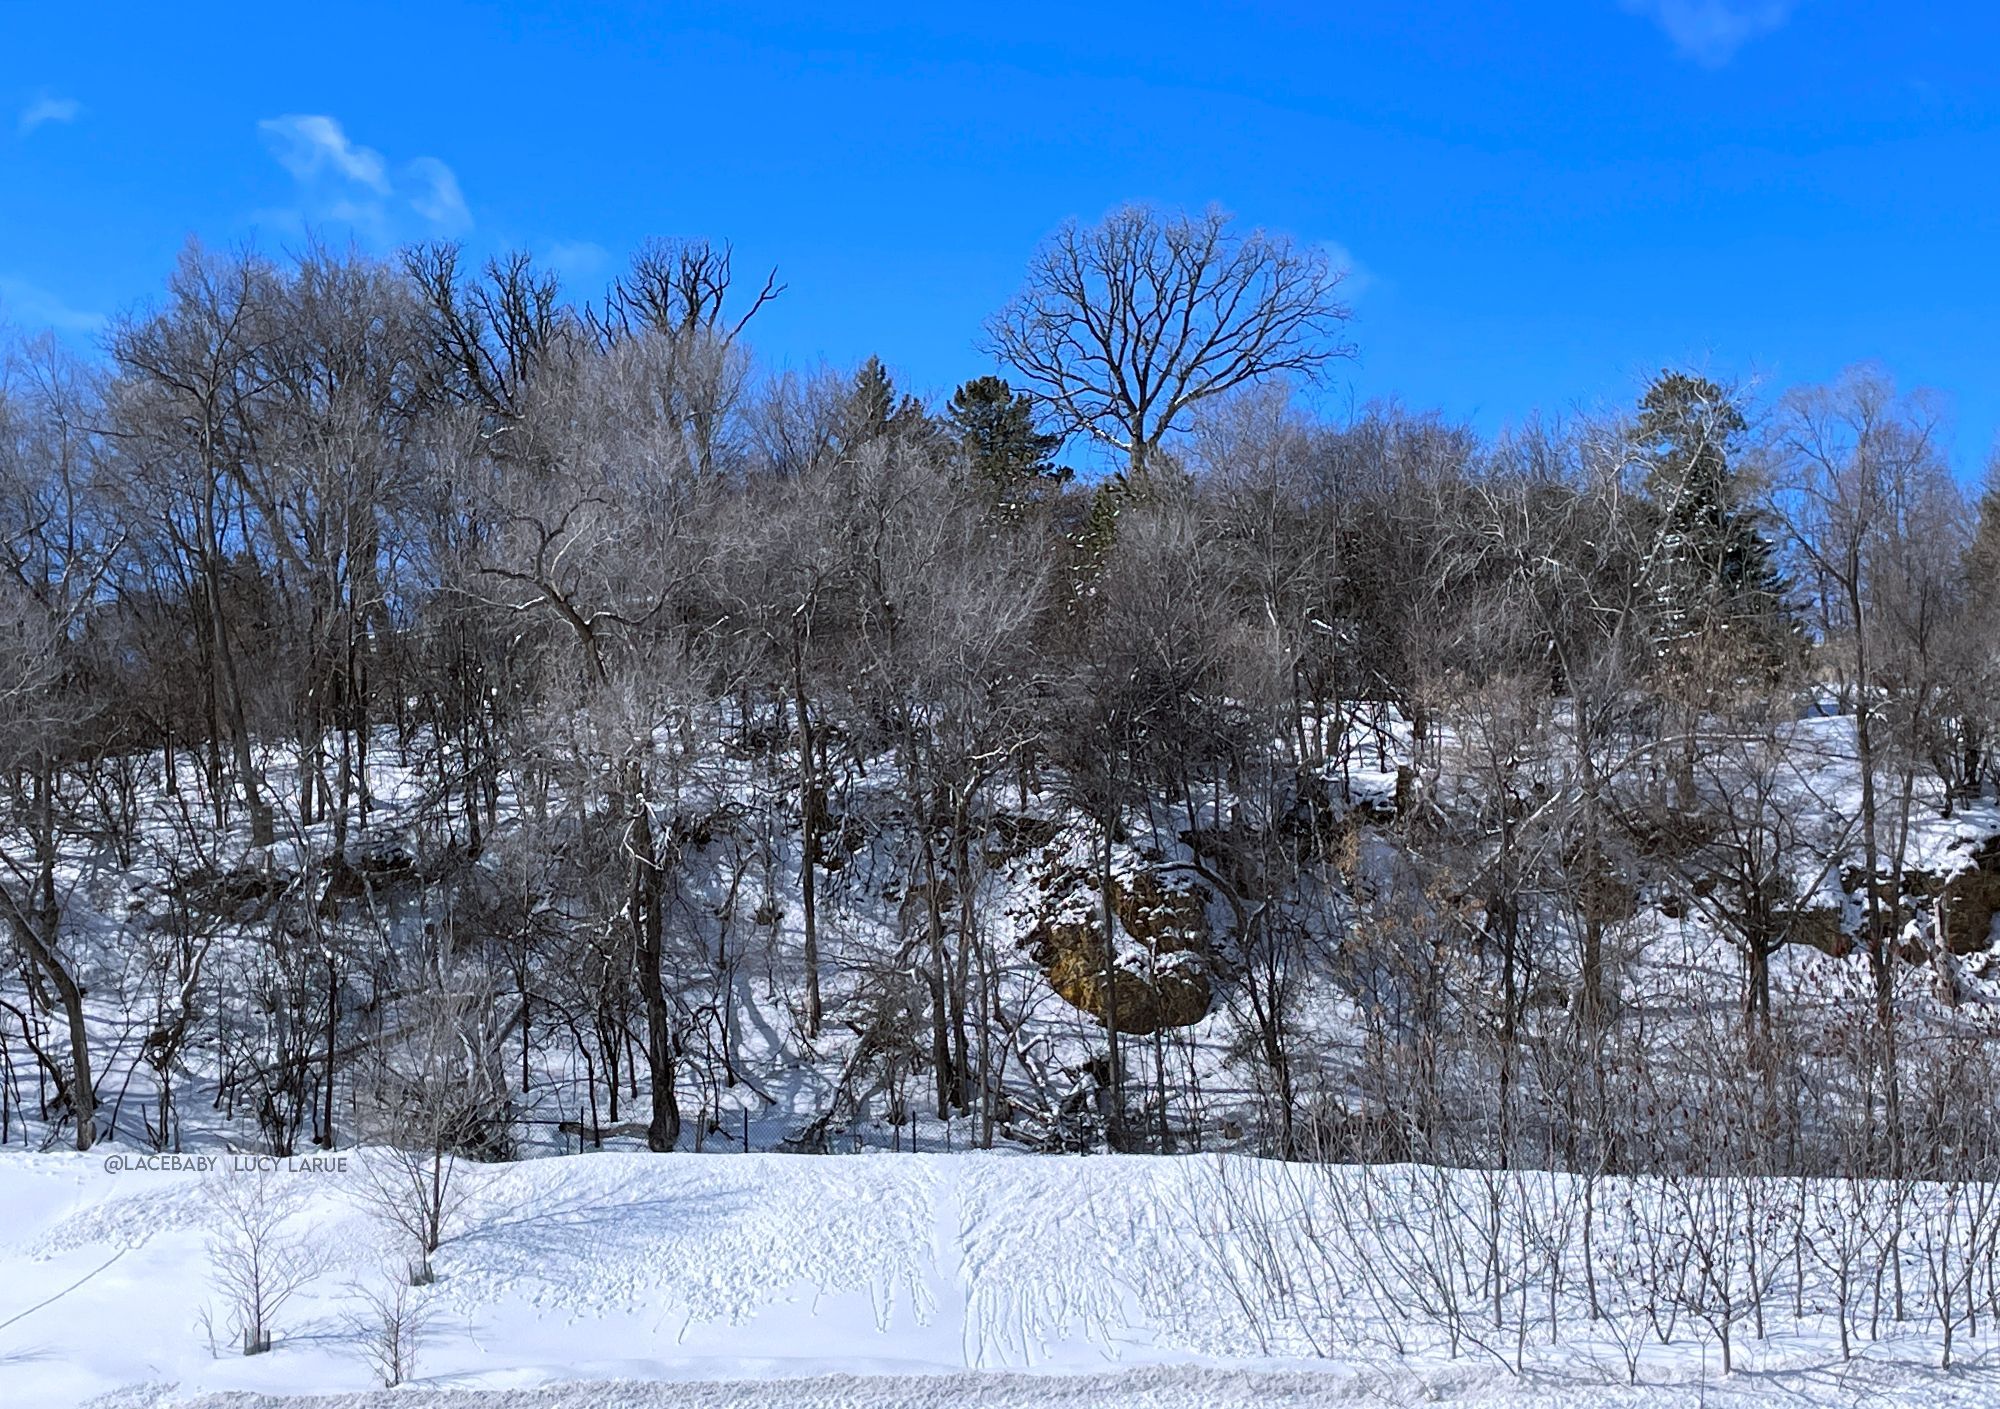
(1967, 467, 2000, 625)
(841, 356, 927, 450)
(1633, 370, 1797, 680)
(946, 375, 1066, 494)
(1954, 468, 2000, 794)
(1072, 475, 1124, 585)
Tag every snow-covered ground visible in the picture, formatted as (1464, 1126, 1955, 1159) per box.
(109, 1361, 2000, 1409)
(7, 1148, 2000, 1409)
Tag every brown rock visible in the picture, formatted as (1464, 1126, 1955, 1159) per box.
(1941, 863, 2000, 955)
(984, 812, 1064, 868)
(1839, 838, 2000, 958)
(1030, 868, 1213, 1035)
(1779, 907, 1851, 958)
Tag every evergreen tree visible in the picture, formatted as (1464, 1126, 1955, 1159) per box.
(1070, 475, 1125, 594)
(841, 356, 927, 450)
(946, 375, 1066, 493)
(1633, 370, 1797, 679)
(1952, 467, 2000, 793)
(1967, 466, 2000, 623)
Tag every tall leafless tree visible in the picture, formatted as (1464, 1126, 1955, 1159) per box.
(987, 204, 1352, 480)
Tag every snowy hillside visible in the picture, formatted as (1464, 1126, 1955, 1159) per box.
(7, 231, 2000, 1409)
(9, 1148, 2000, 1409)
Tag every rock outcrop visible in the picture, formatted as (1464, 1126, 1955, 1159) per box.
(1939, 844, 2000, 954)
(1029, 867, 1213, 1035)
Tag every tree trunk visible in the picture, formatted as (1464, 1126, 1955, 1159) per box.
(629, 773, 681, 1152)
(1098, 814, 1124, 1149)
(4, 776, 95, 1150)
(791, 641, 823, 1039)
(204, 551, 274, 847)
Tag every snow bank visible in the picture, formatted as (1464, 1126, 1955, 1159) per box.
(1, 1149, 1993, 1409)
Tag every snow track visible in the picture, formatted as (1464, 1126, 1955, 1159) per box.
(93, 1361, 2000, 1409)
(113, 1366, 1375, 1408)
(7, 1150, 2000, 1408)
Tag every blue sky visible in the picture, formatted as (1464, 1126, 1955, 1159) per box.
(3, 2, 1996, 470)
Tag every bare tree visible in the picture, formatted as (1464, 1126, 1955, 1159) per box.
(108, 244, 280, 847)
(204, 1171, 322, 1355)
(344, 1271, 433, 1387)
(355, 963, 510, 1283)
(1772, 366, 1967, 1171)
(987, 204, 1351, 479)
(0, 334, 120, 1149)
(594, 237, 782, 346)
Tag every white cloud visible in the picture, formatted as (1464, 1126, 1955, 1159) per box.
(542, 240, 612, 280)
(0, 275, 106, 334)
(405, 156, 471, 233)
(1320, 241, 1375, 300)
(1621, 0, 1795, 67)
(256, 113, 472, 238)
(17, 95, 81, 136)
(258, 114, 390, 191)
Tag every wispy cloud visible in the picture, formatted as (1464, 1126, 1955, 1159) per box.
(1321, 241, 1376, 301)
(541, 240, 613, 282)
(17, 95, 81, 136)
(404, 156, 471, 233)
(258, 114, 390, 191)
(0, 275, 106, 334)
(1621, 0, 1795, 67)
(256, 113, 472, 239)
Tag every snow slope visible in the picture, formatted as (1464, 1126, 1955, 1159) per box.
(110, 1361, 2000, 1409)
(5, 1148, 2000, 1409)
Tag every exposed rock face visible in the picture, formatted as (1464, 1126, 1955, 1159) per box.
(1779, 906, 1850, 958)
(1029, 868, 1213, 1035)
(985, 812, 1064, 869)
(1939, 848, 2000, 955)
(1177, 768, 1406, 901)
(174, 864, 295, 921)
(1837, 837, 2000, 958)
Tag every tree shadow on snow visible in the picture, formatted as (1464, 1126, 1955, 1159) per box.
(452, 1165, 751, 1279)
